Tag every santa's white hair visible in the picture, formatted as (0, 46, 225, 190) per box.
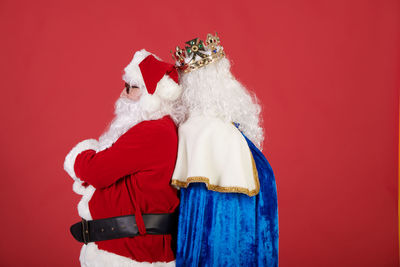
(179, 57, 264, 149)
(97, 49, 186, 150)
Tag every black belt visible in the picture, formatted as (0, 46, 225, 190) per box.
(70, 212, 178, 244)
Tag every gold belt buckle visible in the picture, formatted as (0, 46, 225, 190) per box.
(81, 218, 89, 244)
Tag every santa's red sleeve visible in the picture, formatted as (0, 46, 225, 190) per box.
(74, 120, 171, 189)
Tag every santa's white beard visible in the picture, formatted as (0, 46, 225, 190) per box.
(97, 97, 147, 151)
(97, 92, 186, 151)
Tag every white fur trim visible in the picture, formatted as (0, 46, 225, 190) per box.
(64, 140, 98, 225)
(155, 75, 182, 101)
(80, 243, 176, 267)
(139, 94, 161, 113)
(64, 139, 99, 181)
(77, 185, 96, 220)
(72, 180, 87, 195)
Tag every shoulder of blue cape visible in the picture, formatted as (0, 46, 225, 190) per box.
(233, 121, 275, 179)
(171, 116, 272, 197)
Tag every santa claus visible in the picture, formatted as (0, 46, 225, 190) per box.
(63, 49, 184, 266)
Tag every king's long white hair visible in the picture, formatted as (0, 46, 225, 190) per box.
(179, 57, 264, 149)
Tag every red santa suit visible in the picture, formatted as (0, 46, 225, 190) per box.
(64, 49, 183, 266)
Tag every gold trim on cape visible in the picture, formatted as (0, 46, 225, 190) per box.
(171, 150, 260, 197)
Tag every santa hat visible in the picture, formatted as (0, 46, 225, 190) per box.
(122, 49, 182, 113)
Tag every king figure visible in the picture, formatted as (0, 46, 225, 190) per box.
(171, 34, 279, 266)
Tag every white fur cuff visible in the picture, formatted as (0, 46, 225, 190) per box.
(64, 139, 99, 181)
(73, 180, 95, 196)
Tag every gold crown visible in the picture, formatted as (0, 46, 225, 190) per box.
(172, 33, 225, 73)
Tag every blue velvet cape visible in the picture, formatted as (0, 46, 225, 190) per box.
(175, 131, 279, 266)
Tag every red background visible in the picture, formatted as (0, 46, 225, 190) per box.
(0, 0, 399, 266)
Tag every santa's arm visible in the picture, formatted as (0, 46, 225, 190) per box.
(64, 139, 99, 182)
(72, 122, 160, 189)
(63, 139, 99, 193)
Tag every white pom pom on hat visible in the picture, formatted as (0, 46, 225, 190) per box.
(139, 93, 162, 114)
(156, 74, 183, 101)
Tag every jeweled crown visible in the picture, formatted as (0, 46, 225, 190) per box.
(172, 33, 225, 73)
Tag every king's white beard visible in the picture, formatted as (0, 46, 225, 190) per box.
(97, 97, 147, 151)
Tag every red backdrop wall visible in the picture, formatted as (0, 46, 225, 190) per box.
(0, 0, 398, 266)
